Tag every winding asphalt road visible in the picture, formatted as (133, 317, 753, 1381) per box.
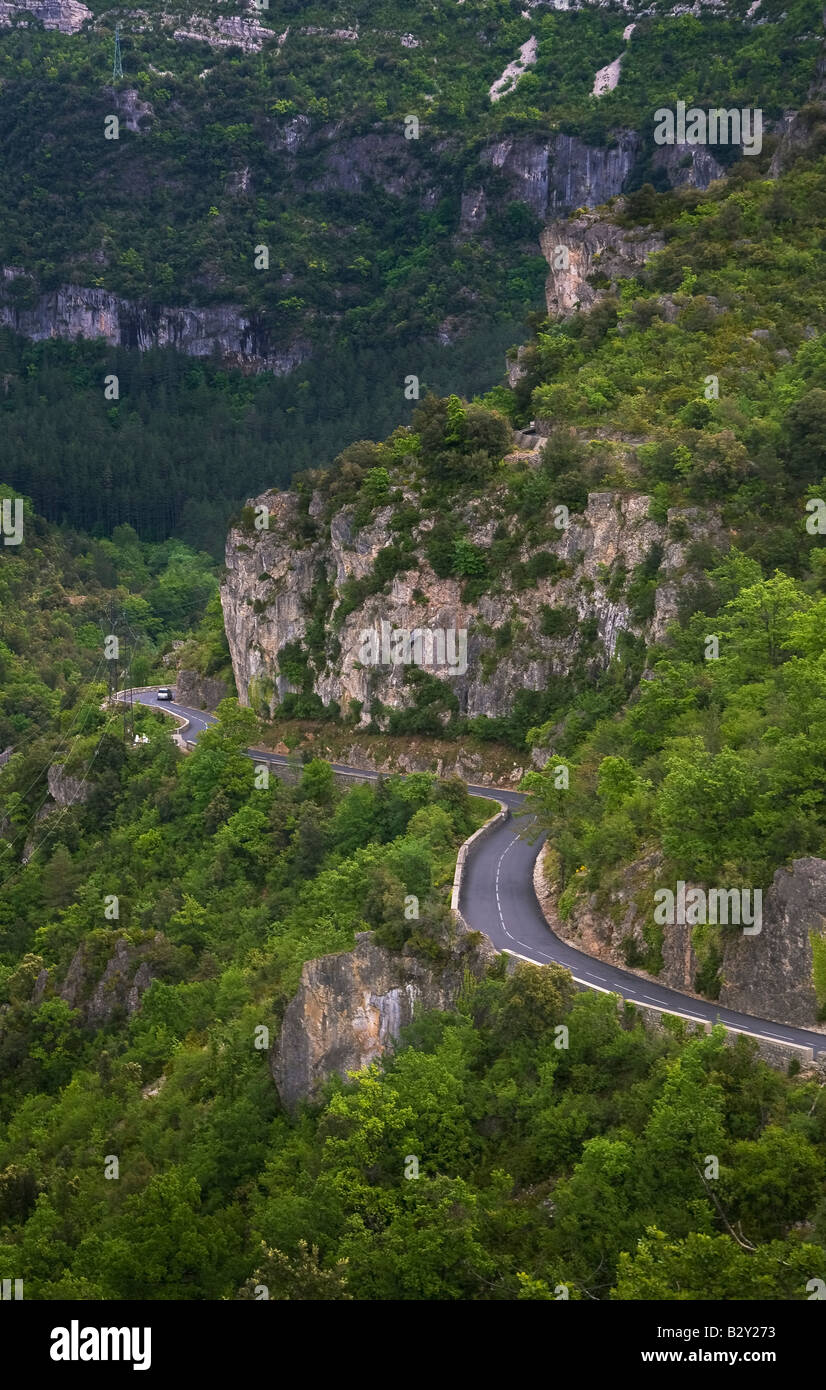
(129, 688, 826, 1059)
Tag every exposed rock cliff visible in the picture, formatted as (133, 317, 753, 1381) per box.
(263, 122, 643, 219)
(719, 859, 826, 1026)
(480, 130, 640, 220)
(271, 925, 497, 1111)
(105, 86, 155, 134)
(0, 268, 311, 373)
(174, 669, 230, 711)
(768, 102, 826, 176)
(221, 485, 721, 725)
(649, 143, 726, 190)
(47, 763, 91, 806)
(537, 844, 826, 1029)
(0, 0, 90, 32)
(57, 936, 159, 1027)
(541, 212, 664, 318)
(170, 12, 281, 52)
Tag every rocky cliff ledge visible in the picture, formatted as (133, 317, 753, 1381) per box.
(271, 926, 497, 1111)
(221, 484, 724, 725)
(0, 0, 90, 32)
(47, 763, 91, 806)
(541, 213, 664, 318)
(0, 268, 311, 375)
(28, 935, 162, 1028)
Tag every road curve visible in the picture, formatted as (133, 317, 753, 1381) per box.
(130, 689, 826, 1058)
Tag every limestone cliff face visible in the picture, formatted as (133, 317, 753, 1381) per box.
(174, 669, 230, 711)
(479, 129, 640, 220)
(0, 0, 90, 32)
(221, 485, 718, 725)
(649, 143, 726, 190)
(719, 859, 826, 1026)
(477, 131, 726, 229)
(0, 122, 674, 367)
(56, 936, 159, 1027)
(539, 845, 826, 1030)
(0, 268, 311, 375)
(170, 11, 281, 52)
(47, 764, 91, 806)
(541, 213, 664, 319)
(271, 927, 497, 1111)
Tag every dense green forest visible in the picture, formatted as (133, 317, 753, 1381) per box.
(2, 0, 819, 315)
(0, 482, 224, 750)
(4, 0, 826, 1314)
(0, 322, 521, 552)
(1, 503, 824, 1299)
(2, 0, 824, 551)
(1, 529, 824, 1297)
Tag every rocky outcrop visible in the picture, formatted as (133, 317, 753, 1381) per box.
(47, 764, 91, 806)
(480, 130, 640, 220)
(339, 739, 524, 786)
(769, 104, 826, 177)
(649, 143, 726, 190)
(310, 129, 439, 203)
(0, 0, 90, 32)
(489, 35, 537, 103)
(593, 24, 635, 99)
(719, 859, 826, 1026)
(537, 844, 826, 1030)
(0, 269, 311, 374)
(59, 936, 159, 1027)
(171, 13, 282, 52)
(174, 669, 230, 711)
(105, 86, 154, 135)
(536, 845, 692, 986)
(540, 212, 664, 318)
(271, 926, 497, 1111)
(221, 485, 721, 725)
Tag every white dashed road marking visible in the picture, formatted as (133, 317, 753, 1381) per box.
(495, 832, 556, 959)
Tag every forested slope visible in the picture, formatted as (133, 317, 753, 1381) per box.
(1, 505, 825, 1300)
(2, 0, 825, 542)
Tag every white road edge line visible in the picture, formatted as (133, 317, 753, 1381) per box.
(133, 690, 824, 1061)
(501, 951, 818, 1056)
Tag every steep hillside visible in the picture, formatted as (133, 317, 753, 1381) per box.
(1, 0, 824, 549)
(2, 0, 820, 335)
(5, 0, 826, 1320)
(1, 519, 825, 1301)
(221, 141, 826, 727)
(215, 137, 826, 1023)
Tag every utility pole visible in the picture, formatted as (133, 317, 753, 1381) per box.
(104, 599, 119, 714)
(102, 600, 135, 742)
(125, 682, 134, 743)
(112, 24, 123, 82)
